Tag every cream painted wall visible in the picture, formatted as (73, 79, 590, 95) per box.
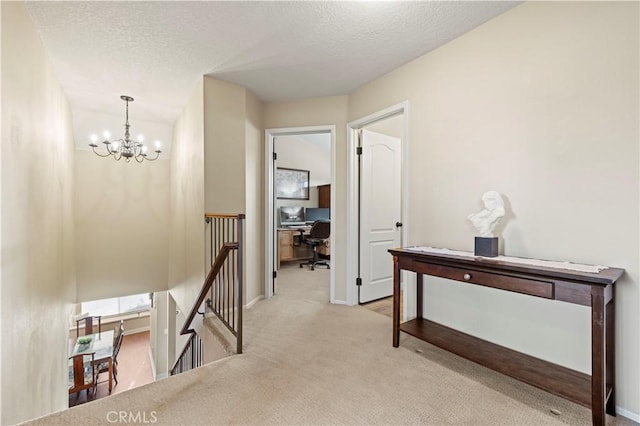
(348, 1, 639, 415)
(264, 96, 348, 301)
(1, 2, 76, 423)
(276, 134, 331, 186)
(244, 91, 264, 305)
(0, 1, 4, 415)
(204, 77, 246, 214)
(170, 77, 264, 362)
(168, 79, 205, 321)
(203, 77, 265, 305)
(75, 150, 170, 302)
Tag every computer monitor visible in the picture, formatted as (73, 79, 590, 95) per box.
(305, 207, 330, 223)
(279, 206, 305, 226)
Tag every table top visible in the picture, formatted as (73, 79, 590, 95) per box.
(71, 330, 114, 360)
(389, 247, 625, 286)
(278, 225, 311, 231)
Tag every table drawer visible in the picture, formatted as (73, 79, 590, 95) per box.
(412, 261, 554, 299)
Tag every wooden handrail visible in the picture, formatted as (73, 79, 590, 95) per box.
(180, 242, 239, 336)
(205, 213, 247, 219)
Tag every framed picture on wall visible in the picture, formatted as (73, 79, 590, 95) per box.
(276, 167, 309, 200)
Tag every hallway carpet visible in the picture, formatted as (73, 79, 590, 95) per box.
(29, 263, 634, 425)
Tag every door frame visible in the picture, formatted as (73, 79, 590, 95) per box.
(264, 125, 336, 302)
(346, 102, 412, 316)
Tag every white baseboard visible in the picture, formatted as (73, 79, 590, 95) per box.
(245, 295, 264, 309)
(155, 372, 168, 380)
(331, 299, 349, 305)
(617, 406, 639, 423)
(124, 326, 150, 336)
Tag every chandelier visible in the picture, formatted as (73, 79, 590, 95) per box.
(89, 95, 162, 162)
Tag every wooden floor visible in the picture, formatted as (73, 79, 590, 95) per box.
(361, 291, 402, 319)
(69, 331, 154, 407)
(361, 296, 393, 317)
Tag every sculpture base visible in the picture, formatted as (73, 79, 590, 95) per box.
(475, 237, 498, 257)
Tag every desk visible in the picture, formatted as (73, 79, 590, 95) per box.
(71, 330, 114, 393)
(388, 248, 624, 426)
(277, 227, 311, 268)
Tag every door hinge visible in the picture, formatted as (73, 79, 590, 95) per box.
(273, 270, 277, 279)
(356, 147, 363, 155)
(356, 277, 362, 286)
(273, 152, 277, 161)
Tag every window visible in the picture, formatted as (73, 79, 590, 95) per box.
(81, 293, 151, 317)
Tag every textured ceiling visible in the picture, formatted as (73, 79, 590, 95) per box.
(25, 1, 520, 151)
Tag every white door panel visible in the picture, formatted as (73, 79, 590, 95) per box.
(359, 129, 401, 303)
(370, 240, 394, 280)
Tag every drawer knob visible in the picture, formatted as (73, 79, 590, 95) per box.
(463, 273, 472, 281)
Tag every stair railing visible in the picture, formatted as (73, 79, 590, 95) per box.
(171, 333, 202, 376)
(170, 213, 244, 375)
(205, 214, 244, 354)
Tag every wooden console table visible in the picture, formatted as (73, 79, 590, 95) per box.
(388, 248, 624, 426)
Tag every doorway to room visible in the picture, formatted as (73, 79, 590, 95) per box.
(347, 102, 410, 311)
(264, 126, 336, 302)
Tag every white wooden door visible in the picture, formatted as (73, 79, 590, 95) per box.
(359, 129, 402, 303)
(272, 138, 279, 295)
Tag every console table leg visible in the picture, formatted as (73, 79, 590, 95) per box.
(416, 274, 423, 319)
(605, 285, 616, 416)
(393, 256, 400, 347)
(591, 287, 606, 426)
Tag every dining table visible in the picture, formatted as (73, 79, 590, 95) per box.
(70, 329, 114, 393)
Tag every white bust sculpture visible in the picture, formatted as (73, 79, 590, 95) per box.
(468, 191, 505, 238)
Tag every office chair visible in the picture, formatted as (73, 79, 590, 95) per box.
(299, 220, 330, 271)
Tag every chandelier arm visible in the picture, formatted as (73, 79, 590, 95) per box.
(90, 146, 114, 158)
(145, 151, 161, 161)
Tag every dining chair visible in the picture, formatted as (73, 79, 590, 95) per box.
(96, 331, 124, 386)
(118, 319, 124, 339)
(112, 331, 124, 381)
(68, 352, 98, 399)
(76, 315, 102, 337)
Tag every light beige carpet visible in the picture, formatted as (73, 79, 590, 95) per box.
(26, 262, 635, 425)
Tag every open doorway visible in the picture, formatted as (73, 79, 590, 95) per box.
(264, 126, 336, 302)
(347, 102, 411, 316)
